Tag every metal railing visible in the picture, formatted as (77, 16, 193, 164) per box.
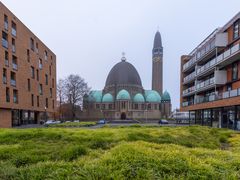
(183, 88, 240, 107)
(183, 71, 196, 83)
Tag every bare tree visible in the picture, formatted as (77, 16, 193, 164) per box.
(64, 74, 90, 120)
(57, 79, 65, 120)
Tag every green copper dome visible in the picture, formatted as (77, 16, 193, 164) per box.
(133, 93, 145, 103)
(116, 89, 131, 100)
(88, 91, 103, 103)
(162, 91, 171, 101)
(102, 93, 114, 103)
(145, 90, 161, 103)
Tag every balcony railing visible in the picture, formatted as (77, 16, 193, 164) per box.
(183, 56, 196, 71)
(183, 88, 240, 107)
(2, 39, 8, 48)
(183, 86, 195, 95)
(183, 71, 196, 83)
(196, 77, 215, 90)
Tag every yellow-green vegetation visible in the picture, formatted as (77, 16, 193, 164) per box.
(0, 126, 239, 179)
(47, 122, 96, 128)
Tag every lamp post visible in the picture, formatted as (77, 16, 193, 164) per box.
(44, 106, 47, 122)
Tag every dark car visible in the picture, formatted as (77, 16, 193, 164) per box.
(158, 119, 169, 124)
(97, 119, 106, 124)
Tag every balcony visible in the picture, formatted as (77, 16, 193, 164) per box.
(183, 30, 228, 72)
(183, 86, 195, 97)
(196, 77, 215, 91)
(196, 58, 216, 77)
(183, 88, 240, 107)
(11, 79, 16, 86)
(183, 71, 196, 84)
(2, 39, 8, 48)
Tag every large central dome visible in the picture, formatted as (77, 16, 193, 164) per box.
(105, 60, 142, 87)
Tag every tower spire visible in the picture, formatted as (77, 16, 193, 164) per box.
(152, 31, 163, 95)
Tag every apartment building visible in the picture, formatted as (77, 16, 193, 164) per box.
(0, 2, 56, 127)
(180, 12, 240, 130)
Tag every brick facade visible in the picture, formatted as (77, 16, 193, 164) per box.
(0, 2, 56, 127)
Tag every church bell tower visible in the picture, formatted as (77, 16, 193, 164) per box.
(152, 31, 163, 95)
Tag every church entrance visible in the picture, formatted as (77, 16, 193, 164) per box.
(121, 113, 127, 120)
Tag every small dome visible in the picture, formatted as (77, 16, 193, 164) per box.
(162, 91, 171, 101)
(102, 93, 114, 103)
(133, 93, 145, 103)
(145, 90, 161, 103)
(88, 91, 102, 103)
(116, 89, 131, 100)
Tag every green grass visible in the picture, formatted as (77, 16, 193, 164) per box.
(0, 126, 239, 179)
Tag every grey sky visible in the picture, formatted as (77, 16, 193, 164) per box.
(2, 0, 240, 109)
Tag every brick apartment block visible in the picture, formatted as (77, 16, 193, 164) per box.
(0, 2, 56, 127)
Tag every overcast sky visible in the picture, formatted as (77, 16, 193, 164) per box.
(2, 0, 240, 109)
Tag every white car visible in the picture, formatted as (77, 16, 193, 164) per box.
(44, 120, 58, 125)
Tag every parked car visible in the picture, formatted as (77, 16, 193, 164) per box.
(158, 119, 169, 124)
(73, 120, 80, 123)
(97, 119, 106, 124)
(44, 120, 58, 126)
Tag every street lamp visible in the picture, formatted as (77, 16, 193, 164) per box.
(44, 106, 47, 122)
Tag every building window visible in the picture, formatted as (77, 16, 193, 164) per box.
(12, 38, 16, 53)
(13, 89, 18, 104)
(6, 87, 10, 102)
(46, 98, 48, 108)
(3, 68, 7, 84)
(10, 71, 16, 86)
(4, 15, 8, 30)
(39, 59, 43, 69)
(49, 65, 52, 76)
(37, 96, 40, 107)
(154, 104, 158, 110)
(233, 20, 239, 40)
(31, 66, 35, 79)
(39, 84, 43, 95)
(50, 88, 52, 98)
(44, 50, 48, 60)
(12, 55, 18, 70)
(11, 21, 17, 37)
(30, 38, 34, 51)
(31, 94, 34, 106)
(52, 100, 54, 109)
(2, 31, 8, 48)
(27, 49, 30, 62)
(28, 79, 31, 91)
(36, 69, 39, 81)
(134, 104, 138, 109)
(36, 42, 39, 53)
(52, 78, 55, 88)
(45, 74, 48, 85)
(232, 62, 238, 81)
(5, 51, 9, 66)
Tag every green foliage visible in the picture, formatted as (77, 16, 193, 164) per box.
(0, 126, 239, 179)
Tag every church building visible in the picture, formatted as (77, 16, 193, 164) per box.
(82, 31, 171, 121)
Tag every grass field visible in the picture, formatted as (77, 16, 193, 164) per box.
(0, 126, 239, 179)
